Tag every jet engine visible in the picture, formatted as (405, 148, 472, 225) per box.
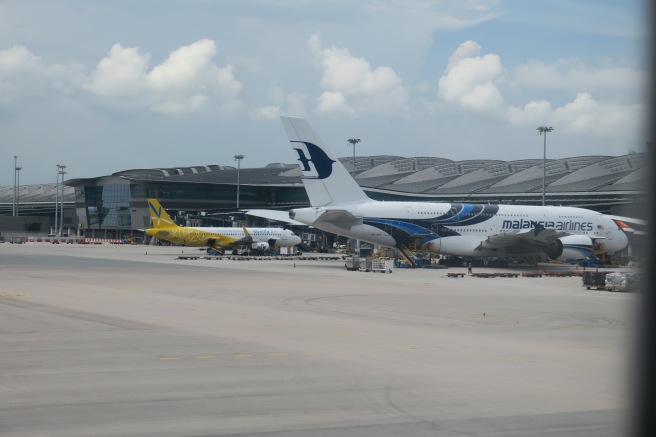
(545, 235, 593, 261)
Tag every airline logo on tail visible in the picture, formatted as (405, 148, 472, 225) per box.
(613, 218, 635, 233)
(293, 141, 336, 180)
(148, 199, 176, 228)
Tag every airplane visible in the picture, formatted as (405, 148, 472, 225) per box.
(249, 116, 643, 266)
(145, 198, 301, 253)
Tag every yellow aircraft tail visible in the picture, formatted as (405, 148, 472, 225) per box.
(147, 199, 178, 229)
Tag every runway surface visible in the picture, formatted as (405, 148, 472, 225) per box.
(0, 243, 637, 436)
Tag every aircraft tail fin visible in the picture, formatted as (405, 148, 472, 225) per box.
(280, 116, 374, 207)
(147, 199, 178, 228)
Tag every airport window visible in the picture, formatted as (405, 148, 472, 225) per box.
(84, 183, 131, 229)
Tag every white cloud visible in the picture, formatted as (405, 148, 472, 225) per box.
(151, 95, 208, 114)
(438, 40, 505, 114)
(258, 85, 308, 119)
(308, 33, 409, 116)
(551, 92, 644, 136)
(85, 44, 149, 97)
(317, 91, 356, 116)
(0, 45, 43, 103)
(507, 92, 645, 140)
(508, 100, 553, 126)
(150, 40, 241, 97)
(439, 41, 646, 141)
(0, 45, 83, 104)
(0, 45, 40, 72)
(363, 0, 501, 33)
(85, 39, 242, 114)
(512, 59, 644, 92)
(254, 105, 281, 119)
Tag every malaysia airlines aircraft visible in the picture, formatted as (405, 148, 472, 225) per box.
(257, 116, 640, 264)
(145, 199, 301, 253)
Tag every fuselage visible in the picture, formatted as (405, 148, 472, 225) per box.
(146, 226, 301, 248)
(291, 201, 628, 260)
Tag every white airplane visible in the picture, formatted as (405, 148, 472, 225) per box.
(146, 199, 301, 253)
(251, 116, 642, 265)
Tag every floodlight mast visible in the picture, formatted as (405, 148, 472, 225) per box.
(13, 156, 17, 216)
(58, 165, 66, 236)
(15, 160, 22, 216)
(537, 126, 553, 206)
(55, 165, 63, 234)
(234, 155, 244, 209)
(347, 138, 360, 178)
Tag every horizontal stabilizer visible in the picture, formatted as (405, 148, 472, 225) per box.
(245, 209, 305, 225)
(314, 209, 361, 224)
(608, 215, 647, 236)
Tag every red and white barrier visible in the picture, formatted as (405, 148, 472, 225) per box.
(26, 237, 124, 244)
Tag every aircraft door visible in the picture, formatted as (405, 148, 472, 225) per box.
(405, 206, 416, 220)
(605, 224, 614, 240)
(541, 207, 551, 228)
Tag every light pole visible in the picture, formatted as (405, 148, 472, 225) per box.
(59, 166, 66, 236)
(13, 156, 17, 216)
(15, 163, 22, 216)
(347, 138, 360, 178)
(537, 126, 553, 206)
(234, 155, 244, 209)
(55, 165, 62, 234)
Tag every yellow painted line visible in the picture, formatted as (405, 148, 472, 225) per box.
(196, 355, 217, 359)
(0, 294, 27, 298)
(234, 354, 253, 358)
(269, 353, 288, 357)
(159, 357, 180, 361)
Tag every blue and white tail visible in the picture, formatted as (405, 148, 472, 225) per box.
(280, 116, 373, 207)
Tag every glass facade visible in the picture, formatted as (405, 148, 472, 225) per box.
(82, 179, 132, 229)
(142, 183, 308, 206)
(144, 183, 241, 202)
(72, 177, 310, 232)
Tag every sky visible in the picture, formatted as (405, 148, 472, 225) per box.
(0, 0, 650, 185)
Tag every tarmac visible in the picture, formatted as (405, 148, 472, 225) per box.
(0, 243, 639, 436)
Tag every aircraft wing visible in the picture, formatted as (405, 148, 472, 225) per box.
(245, 209, 305, 225)
(475, 226, 570, 251)
(221, 225, 254, 248)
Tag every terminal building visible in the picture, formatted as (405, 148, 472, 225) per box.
(0, 152, 647, 242)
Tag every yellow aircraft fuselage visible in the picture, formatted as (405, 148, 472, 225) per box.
(145, 226, 234, 247)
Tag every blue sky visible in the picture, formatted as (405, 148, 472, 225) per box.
(0, 0, 649, 184)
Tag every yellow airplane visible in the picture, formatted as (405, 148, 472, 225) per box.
(145, 199, 301, 253)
